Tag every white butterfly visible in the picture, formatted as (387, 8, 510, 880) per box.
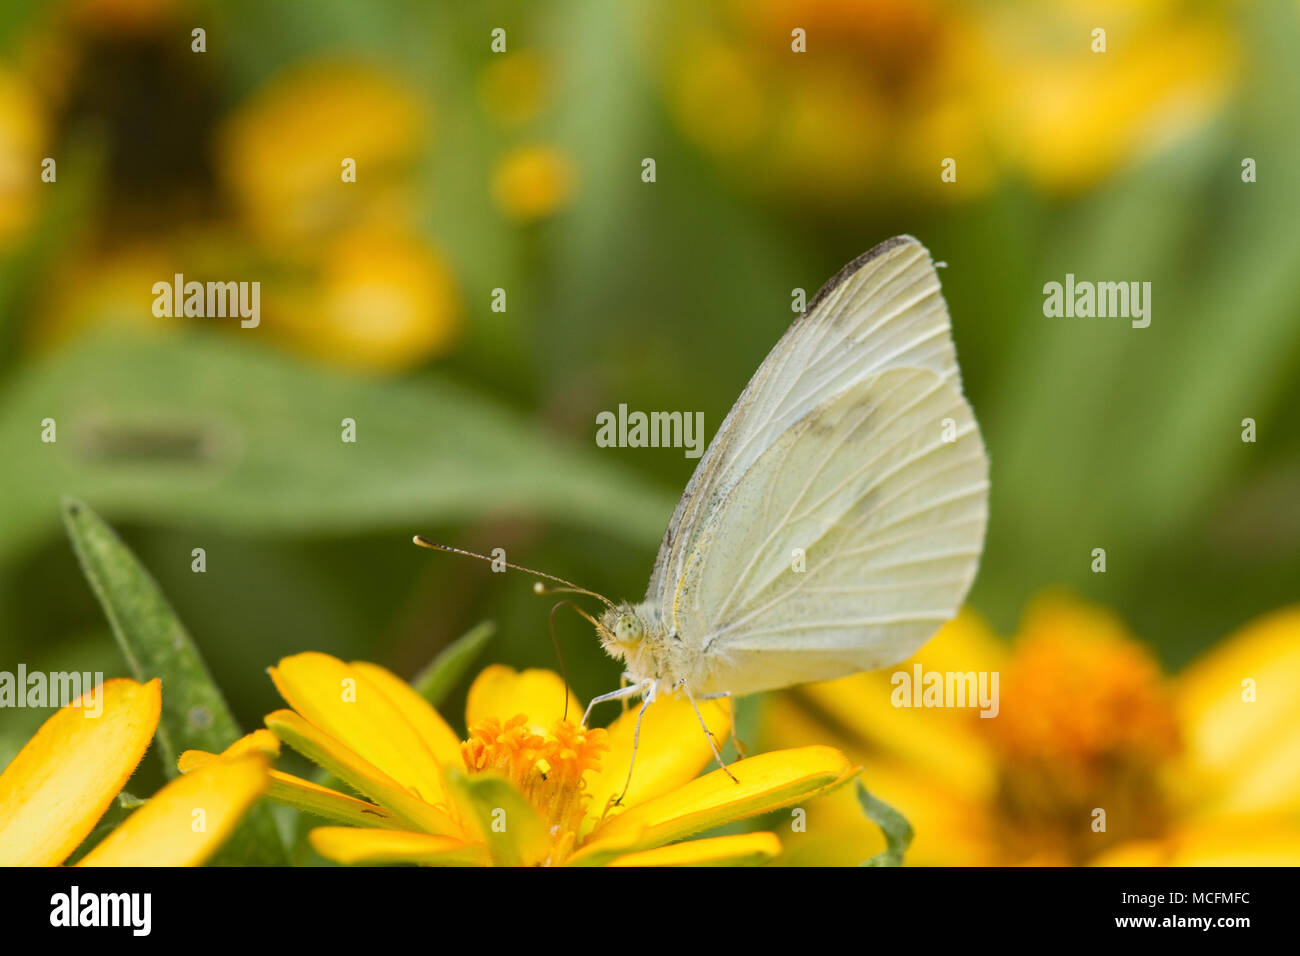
(420, 235, 988, 795)
(584, 236, 986, 768)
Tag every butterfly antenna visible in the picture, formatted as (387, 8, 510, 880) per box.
(546, 601, 591, 722)
(412, 536, 617, 610)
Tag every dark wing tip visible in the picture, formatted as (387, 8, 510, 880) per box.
(805, 235, 925, 316)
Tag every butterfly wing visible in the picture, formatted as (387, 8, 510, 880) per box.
(644, 236, 987, 694)
(646, 236, 964, 607)
(672, 367, 987, 695)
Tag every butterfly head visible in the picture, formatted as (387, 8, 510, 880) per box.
(596, 602, 674, 688)
(599, 605, 645, 655)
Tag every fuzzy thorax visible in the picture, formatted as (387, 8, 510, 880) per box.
(597, 602, 683, 691)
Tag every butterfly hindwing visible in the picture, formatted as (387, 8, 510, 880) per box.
(671, 368, 988, 695)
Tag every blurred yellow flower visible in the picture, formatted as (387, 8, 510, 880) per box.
(657, 0, 1237, 202)
(213, 62, 464, 372)
(183, 654, 855, 866)
(0, 678, 269, 866)
(666, 37, 765, 157)
(763, 595, 1300, 865)
(983, 4, 1237, 192)
(0, 66, 46, 247)
(266, 223, 461, 372)
(491, 144, 576, 222)
(218, 62, 427, 248)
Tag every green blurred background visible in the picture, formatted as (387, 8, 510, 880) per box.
(1, 0, 1297, 773)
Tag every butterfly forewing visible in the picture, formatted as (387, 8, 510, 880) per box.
(646, 236, 965, 610)
(645, 236, 988, 696)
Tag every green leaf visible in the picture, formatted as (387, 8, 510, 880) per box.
(115, 790, 147, 809)
(857, 782, 914, 867)
(444, 768, 549, 867)
(61, 498, 286, 864)
(0, 331, 676, 569)
(63, 498, 237, 762)
(412, 620, 495, 707)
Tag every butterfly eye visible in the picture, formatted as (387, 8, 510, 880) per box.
(614, 613, 643, 644)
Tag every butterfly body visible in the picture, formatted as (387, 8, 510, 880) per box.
(597, 603, 687, 700)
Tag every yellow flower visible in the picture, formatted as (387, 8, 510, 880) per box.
(218, 61, 427, 248)
(0, 678, 268, 866)
(264, 222, 462, 372)
(763, 595, 1300, 865)
(0, 66, 46, 248)
(187, 654, 854, 866)
(491, 144, 576, 223)
(655, 0, 1237, 202)
(213, 61, 463, 373)
(982, 2, 1237, 192)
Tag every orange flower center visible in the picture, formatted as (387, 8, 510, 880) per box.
(460, 715, 608, 859)
(982, 612, 1182, 863)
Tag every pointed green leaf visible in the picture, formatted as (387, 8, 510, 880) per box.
(61, 498, 286, 864)
(413, 620, 495, 707)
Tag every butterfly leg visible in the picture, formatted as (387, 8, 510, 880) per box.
(581, 680, 644, 728)
(699, 691, 748, 759)
(682, 681, 738, 783)
(614, 692, 655, 806)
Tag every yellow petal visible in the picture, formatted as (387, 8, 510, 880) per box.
(0, 678, 160, 866)
(1090, 840, 1169, 866)
(563, 822, 649, 867)
(583, 694, 730, 830)
(350, 660, 463, 767)
(915, 606, 1008, 674)
(178, 728, 281, 772)
(444, 769, 550, 867)
(77, 753, 267, 867)
(310, 826, 487, 866)
(264, 708, 460, 836)
(222, 727, 281, 758)
(784, 609, 1001, 801)
(1169, 826, 1300, 866)
(465, 664, 580, 735)
(588, 745, 853, 854)
(607, 831, 781, 867)
(761, 695, 997, 866)
(1094, 816, 1300, 866)
(177, 751, 212, 773)
(179, 726, 396, 828)
(266, 769, 399, 829)
(269, 652, 450, 806)
(1175, 606, 1300, 814)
